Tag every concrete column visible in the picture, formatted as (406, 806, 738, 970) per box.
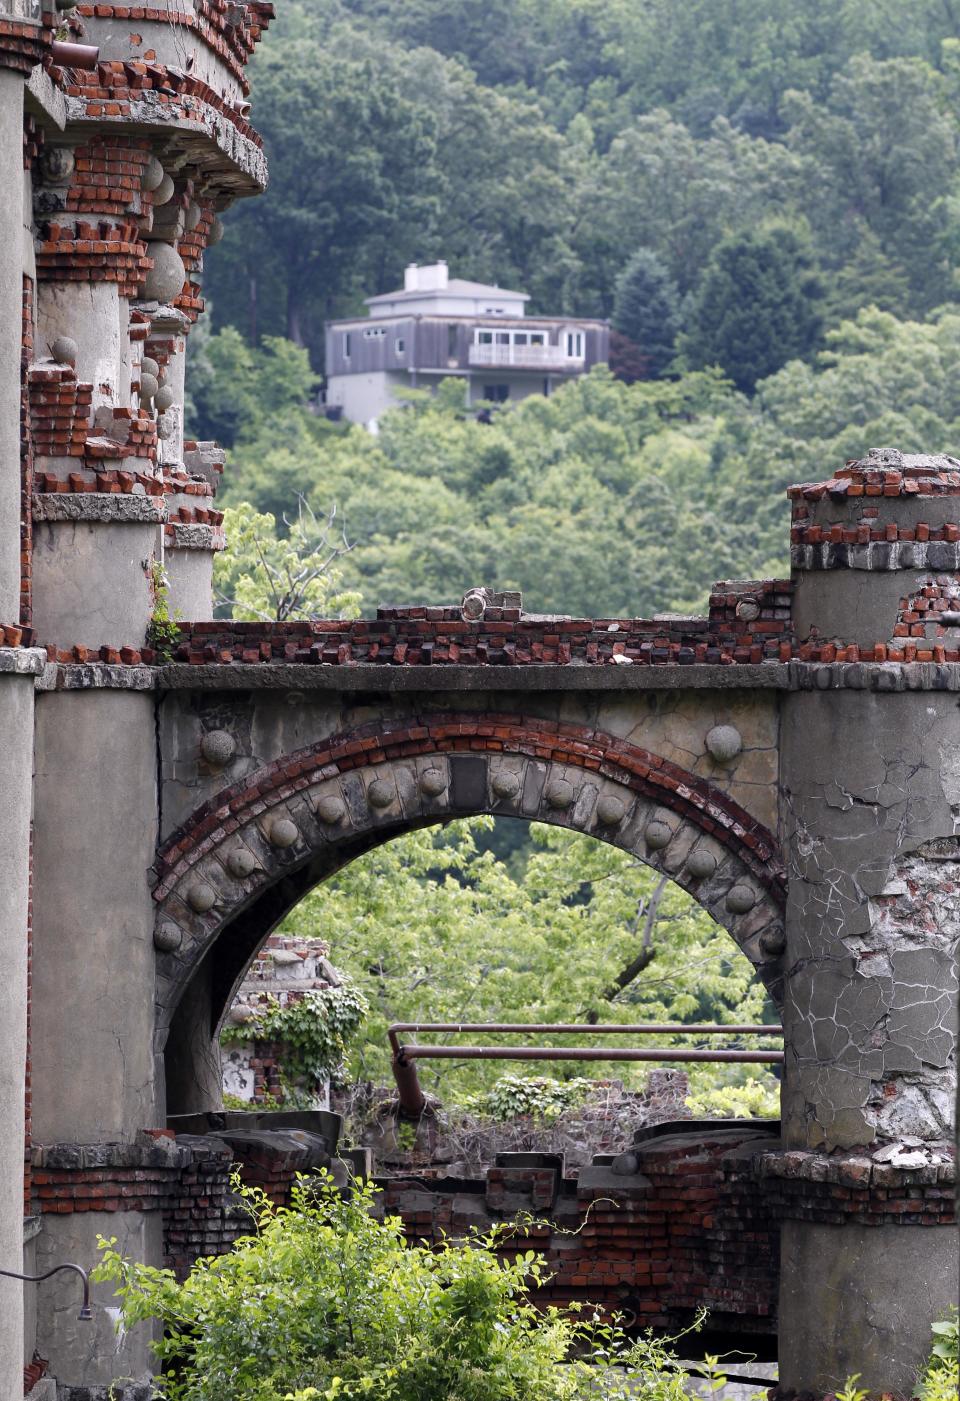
(32, 689, 158, 1142)
(778, 450, 960, 1391)
(31, 687, 161, 1386)
(0, 68, 26, 620)
(0, 656, 42, 1397)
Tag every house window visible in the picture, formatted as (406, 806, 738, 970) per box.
(495, 331, 510, 345)
(475, 330, 494, 345)
(565, 331, 584, 358)
(513, 332, 529, 346)
(343, 332, 352, 358)
(482, 384, 510, 402)
(395, 337, 405, 355)
(448, 324, 459, 357)
(530, 331, 546, 346)
(362, 326, 386, 339)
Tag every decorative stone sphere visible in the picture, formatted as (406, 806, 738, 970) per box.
(226, 848, 256, 880)
(227, 1003, 256, 1025)
(186, 881, 217, 913)
(491, 771, 520, 800)
(595, 795, 625, 826)
(685, 848, 717, 881)
(142, 155, 165, 191)
(154, 922, 182, 952)
(268, 818, 299, 848)
(611, 1150, 639, 1176)
(208, 215, 224, 245)
(200, 729, 236, 767)
(143, 243, 186, 303)
(645, 820, 673, 851)
(185, 201, 202, 231)
(735, 599, 760, 622)
(760, 926, 786, 958)
(461, 589, 486, 622)
(315, 795, 345, 825)
(50, 335, 78, 366)
(156, 415, 174, 441)
(138, 372, 158, 403)
(41, 146, 75, 183)
(419, 768, 447, 798)
(152, 172, 175, 206)
(545, 779, 574, 810)
(705, 724, 743, 763)
(140, 355, 159, 379)
(726, 884, 756, 914)
(154, 385, 176, 413)
(367, 779, 395, 809)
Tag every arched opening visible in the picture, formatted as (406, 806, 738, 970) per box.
(153, 726, 786, 1119)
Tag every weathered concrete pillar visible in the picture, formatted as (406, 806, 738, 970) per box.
(778, 450, 959, 1392)
(31, 686, 160, 1385)
(0, 66, 26, 620)
(0, 652, 44, 1399)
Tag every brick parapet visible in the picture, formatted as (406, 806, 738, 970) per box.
(0, 15, 52, 74)
(75, 0, 274, 96)
(751, 1147, 956, 1227)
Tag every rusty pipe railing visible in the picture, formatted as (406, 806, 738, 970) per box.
(388, 1021, 784, 1117)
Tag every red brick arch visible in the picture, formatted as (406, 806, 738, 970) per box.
(153, 712, 786, 1101)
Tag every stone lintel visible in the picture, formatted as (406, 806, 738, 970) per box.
(32, 492, 166, 524)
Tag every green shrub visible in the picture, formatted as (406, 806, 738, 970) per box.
(477, 1074, 595, 1121)
(93, 1174, 712, 1401)
(918, 1309, 959, 1401)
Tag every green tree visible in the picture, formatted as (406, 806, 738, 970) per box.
(187, 326, 317, 447)
(782, 55, 959, 309)
(612, 248, 681, 378)
(214, 501, 361, 622)
(205, 40, 439, 358)
(681, 227, 824, 392)
(279, 818, 774, 1103)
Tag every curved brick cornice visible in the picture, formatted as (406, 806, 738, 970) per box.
(152, 714, 787, 1030)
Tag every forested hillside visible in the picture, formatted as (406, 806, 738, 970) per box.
(195, 0, 960, 620)
(203, 0, 960, 374)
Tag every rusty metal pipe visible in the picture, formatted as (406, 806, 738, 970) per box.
(395, 1045, 784, 1064)
(50, 41, 100, 69)
(387, 1021, 781, 1056)
(391, 1051, 426, 1117)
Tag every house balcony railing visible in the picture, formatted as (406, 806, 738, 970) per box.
(468, 343, 581, 369)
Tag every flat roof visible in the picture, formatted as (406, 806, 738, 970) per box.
(365, 277, 530, 306)
(327, 313, 609, 330)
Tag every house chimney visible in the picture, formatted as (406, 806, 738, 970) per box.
(404, 263, 419, 291)
(417, 261, 448, 291)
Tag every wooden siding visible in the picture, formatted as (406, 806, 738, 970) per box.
(326, 316, 609, 379)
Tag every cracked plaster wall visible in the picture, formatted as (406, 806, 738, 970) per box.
(781, 690, 959, 1151)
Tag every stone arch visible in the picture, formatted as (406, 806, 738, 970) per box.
(152, 713, 786, 1112)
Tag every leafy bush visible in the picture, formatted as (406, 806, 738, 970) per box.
(95, 1173, 705, 1401)
(918, 1309, 959, 1401)
(476, 1074, 595, 1121)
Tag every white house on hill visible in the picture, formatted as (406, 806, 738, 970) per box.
(324, 261, 609, 426)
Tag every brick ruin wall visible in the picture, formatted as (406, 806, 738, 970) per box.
(24, 1122, 955, 1354)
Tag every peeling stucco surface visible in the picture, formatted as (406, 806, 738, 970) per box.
(781, 691, 959, 1149)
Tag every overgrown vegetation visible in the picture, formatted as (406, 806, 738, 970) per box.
(94, 1173, 721, 1401)
(278, 818, 778, 1107)
(221, 981, 369, 1090)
